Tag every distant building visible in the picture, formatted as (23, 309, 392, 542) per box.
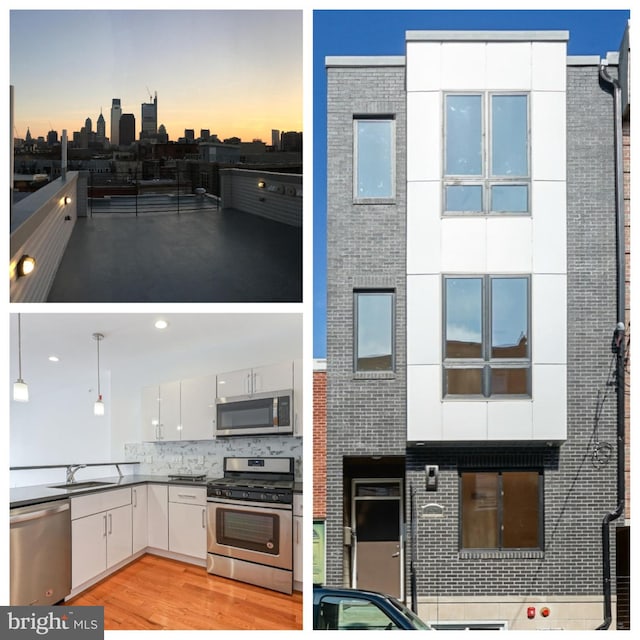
(141, 92, 158, 142)
(96, 111, 106, 138)
(157, 124, 169, 144)
(199, 142, 240, 163)
(272, 129, 281, 150)
(111, 98, 122, 146)
(281, 131, 302, 152)
(47, 130, 58, 146)
(119, 113, 136, 147)
(200, 129, 210, 141)
(184, 129, 195, 143)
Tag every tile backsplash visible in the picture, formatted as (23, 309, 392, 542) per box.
(125, 436, 302, 479)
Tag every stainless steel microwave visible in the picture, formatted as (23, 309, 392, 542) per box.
(215, 390, 293, 437)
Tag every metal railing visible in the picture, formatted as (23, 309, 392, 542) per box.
(88, 168, 218, 217)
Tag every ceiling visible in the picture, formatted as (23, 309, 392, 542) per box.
(9, 312, 303, 392)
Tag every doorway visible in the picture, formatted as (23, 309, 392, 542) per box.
(351, 478, 403, 599)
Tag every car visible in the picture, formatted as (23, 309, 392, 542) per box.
(313, 586, 432, 630)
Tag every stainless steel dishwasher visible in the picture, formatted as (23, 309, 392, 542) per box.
(10, 499, 71, 605)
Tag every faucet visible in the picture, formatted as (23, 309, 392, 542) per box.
(66, 464, 86, 484)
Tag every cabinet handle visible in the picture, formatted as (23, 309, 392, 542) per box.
(108, 513, 113, 535)
(202, 508, 206, 528)
(103, 514, 107, 537)
(133, 488, 137, 508)
(296, 519, 299, 544)
(178, 494, 197, 500)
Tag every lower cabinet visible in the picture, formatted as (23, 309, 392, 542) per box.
(293, 494, 302, 590)
(70, 489, 132, 589)
(168, 486, 207, 560)
(147, 484, 169, 550)
(132, 485, 148, 554)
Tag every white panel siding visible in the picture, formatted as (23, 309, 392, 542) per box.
(532, 181, 567, 274)
(407, 92, 441, 182)
(532, 274, 568, 364)
(532, 41, 567, 91)
(407, 365, 442, 441)
(487, 401, 533, 440)
(486, 217, 532, 273)
(407, 182, 441, 274)
(441, 42, 487, 90)
(406, 42, 442, 92)
(486, 42, 532, 90)
(442, 401, 487, 440)
(407, 275, 441, 365)
(441, 217, 487, 272)
(531, 91, 567, 181)
(532, 364, 567, 440)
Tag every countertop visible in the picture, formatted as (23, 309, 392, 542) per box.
(10, 475, 303, 509)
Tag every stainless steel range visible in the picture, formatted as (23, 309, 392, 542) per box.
(206, 457, 294, 594)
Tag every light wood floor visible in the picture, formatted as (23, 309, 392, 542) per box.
(67, 554, 303, 630)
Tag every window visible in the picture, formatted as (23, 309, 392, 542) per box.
(443, 276, 530, 397)
(354, 291, 395, 372)
(460, 470, 542, 550)
(354, 117, 395, 200)
(444, 93, 529, 214)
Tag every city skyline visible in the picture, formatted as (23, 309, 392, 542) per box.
(10, 10, 302, 143)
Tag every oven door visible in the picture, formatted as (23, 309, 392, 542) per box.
(207, 500, 292, 570)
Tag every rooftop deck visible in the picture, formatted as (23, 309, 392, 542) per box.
(47, 199, 302, 302)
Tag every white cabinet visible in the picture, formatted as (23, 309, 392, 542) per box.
(132, 484, 148, 554)
(293, 494, 302, 589)
(179, 374, 216, 440)
(216, 361, 294, 398)
(142, 378, 215, 441)
(168, 486, 207, 560)
(141, 381, 180, 441)
(70, 488, 132, 589)
(147, 484, 169, 550)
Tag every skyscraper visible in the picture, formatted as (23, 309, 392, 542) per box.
(141, 92, 157, 141)
(119, 113, 135, 147)
(96, 111, 106, 138)
(111, 98, 122, 146)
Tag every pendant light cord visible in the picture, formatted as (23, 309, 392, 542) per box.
(17, 313, 23, 379)
(96, 335, 101, 397)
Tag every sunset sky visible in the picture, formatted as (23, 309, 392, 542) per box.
(10, 9, 302, 142)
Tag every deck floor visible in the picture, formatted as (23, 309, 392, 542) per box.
(47, 206, 302, 302)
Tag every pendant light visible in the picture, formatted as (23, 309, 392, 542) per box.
(93, 333, 105, 416)
(13, 313, 29, 402)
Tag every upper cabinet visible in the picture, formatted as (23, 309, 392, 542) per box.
(180, 374, 216, 440)
(141, 363, 297, 441)
(216, 361, 294, 398)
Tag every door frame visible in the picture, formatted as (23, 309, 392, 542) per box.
(351, 477, 404, 600)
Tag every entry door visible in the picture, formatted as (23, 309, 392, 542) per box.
(352, 479, 403, 599)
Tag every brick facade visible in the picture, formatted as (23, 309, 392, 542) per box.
(313, 363, 327, 520)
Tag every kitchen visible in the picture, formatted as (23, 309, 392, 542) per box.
(8, 312, 303, 630)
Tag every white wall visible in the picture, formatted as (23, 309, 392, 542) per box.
(406, 37, 567, 444)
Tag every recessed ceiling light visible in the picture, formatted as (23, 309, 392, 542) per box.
(155, 320, 168, 329)
(48, 356, 60, 362)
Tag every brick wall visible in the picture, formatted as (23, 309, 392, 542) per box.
(326, 62, 407, 587)
(623, 118, 630, 519)
(313, 366, 327, 520)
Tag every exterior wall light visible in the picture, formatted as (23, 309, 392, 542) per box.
(17, 254, 36, 277)
(258, 180, 266, 188)
(63, 196, 72, 205)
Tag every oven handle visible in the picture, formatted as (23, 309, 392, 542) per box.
(207, 497, 292, 511)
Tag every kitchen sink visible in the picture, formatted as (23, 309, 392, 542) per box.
(48, 481, 117, 490)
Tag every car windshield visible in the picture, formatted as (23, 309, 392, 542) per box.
(389, 597, 432, 630)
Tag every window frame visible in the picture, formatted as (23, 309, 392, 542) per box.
(458, 469, 544, 552)
(353, 289, 396, 373)
(442, 275, 531, 398)
(443, 92, 530, 216)
(353, 115, 396, 203)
